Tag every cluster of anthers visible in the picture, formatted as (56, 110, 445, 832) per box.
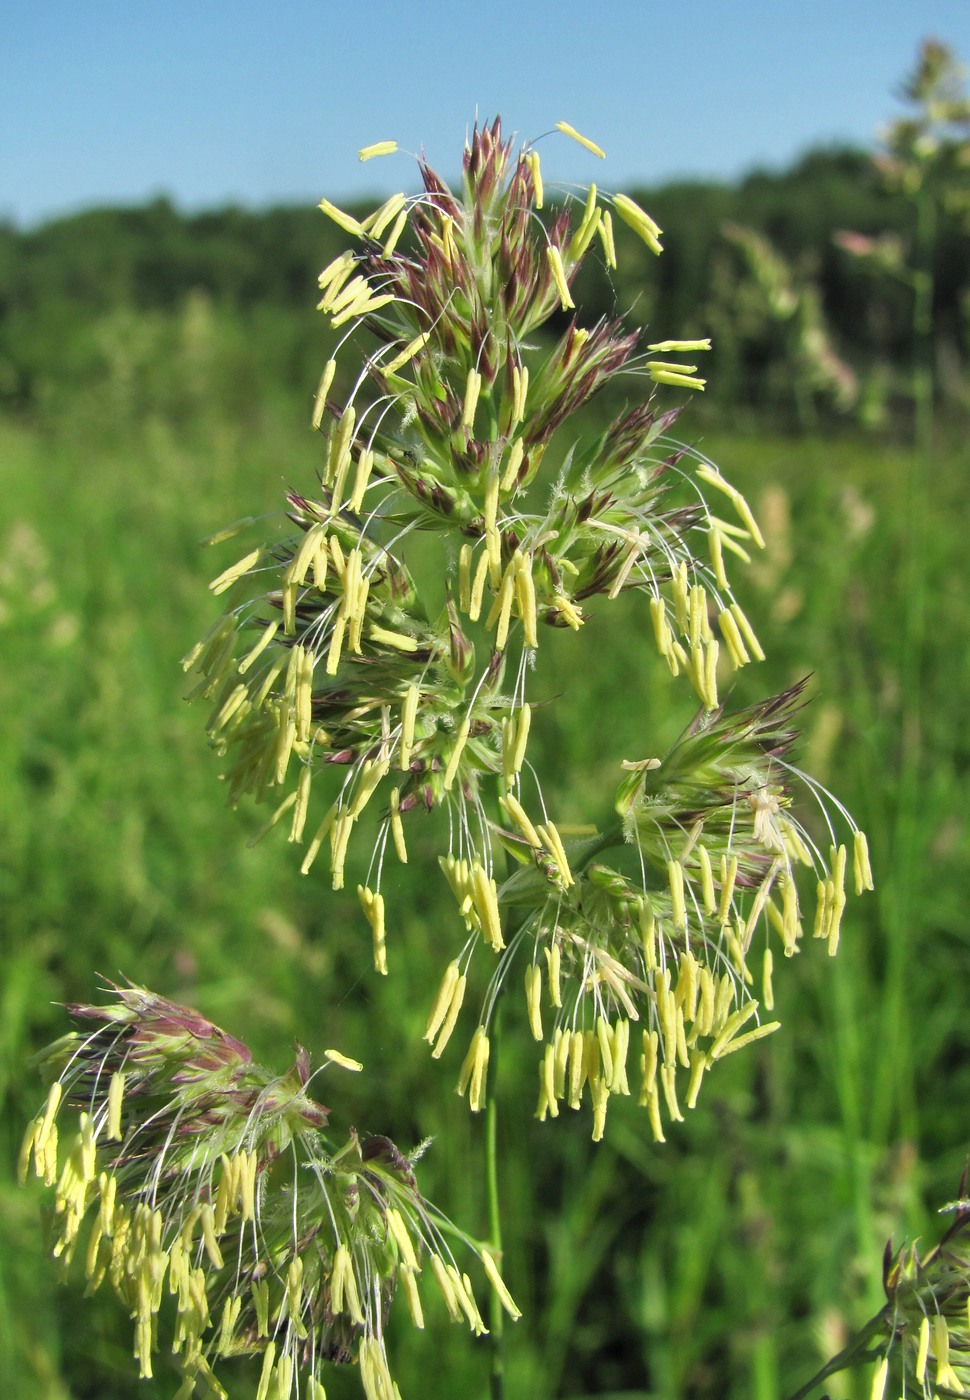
(184, 117, 872, 1142)
(20, 984, 519, 1400)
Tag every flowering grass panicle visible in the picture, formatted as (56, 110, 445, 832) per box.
(876, 1190, 970, 1399)
(789, 1175, 970, 1400)
(20, 983, 518, 1400)
(184, 117, 872, 1139)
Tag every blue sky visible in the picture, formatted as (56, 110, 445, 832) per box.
(2, 0, 968, 227)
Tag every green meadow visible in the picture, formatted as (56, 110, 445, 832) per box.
(2, 146, 969, 1397)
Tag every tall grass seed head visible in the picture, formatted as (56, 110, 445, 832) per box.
(871, 1179, 970, 1397)
(187, 117, 873, 1140)
(21, 982, 519, 1398)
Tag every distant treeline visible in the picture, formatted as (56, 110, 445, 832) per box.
(1, 146, 966, 430)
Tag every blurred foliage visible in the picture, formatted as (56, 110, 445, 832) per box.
(1, 140, 968, 435)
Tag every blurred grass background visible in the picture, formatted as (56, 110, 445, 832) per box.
(1, 134, 969, 1399)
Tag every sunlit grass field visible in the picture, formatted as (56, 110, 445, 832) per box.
(2, 351, 969, 1399)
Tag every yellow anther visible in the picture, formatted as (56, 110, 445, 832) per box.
(501, 791, 541, 847)
(709, 1000, 760, 1059)
(457, 1026, 491, 1112)
(386, 1207, 420, 1272)
(317, 251, 355, 292)
(612, 193, 663, 254)
(660, 1062, 683, 1122)
(358, 885, 387, 975)
(675, 949, 699, 1022)
(709, 526, 728, 590)
(526, 149, 543, 208)
(718, 607, 750, 668)
(364, 191, 407, 238)
(430, 1254, 462, 1322)
(696, 967, 715, 1037)
(348, 446, 376, 512)
(853, 829, 874, 894)
(546, 244, 575, 310)
(568, 1028, 587, 1108)
(451, 1266, 488, 1336)
(647, 339, 713, 353)
(568, 198, 602, 262)
(359, 140, 398, 162)
(915, 1314, 930, 1382)
(251, 1277, 270, 1336)
(671, 560, 689, 632)
(200, 1204, 224, 1270)
(311, 359, 337, 430)
(544, 940, 562, 1008)
(330, 288, 396, 328)
(511, 703, 532, 773)
(695, 465, 766, 549)
(237, 621, 279, 678)
(400, 1264, 425, 1329)
(596, 1016, 615, 1087)
(781, 876, 800, 955)
(429, 968, 467, 1058)
(500, 436, 525, 492)
(555, 121, 606, 158)
(287, 764, 311, 846)
(718, 853, 739, 925)
(762, 947, 775, 1011)
(384, 331, 431, 377)
(321, 273, 369, 319)
(389, 787, 408, 864)
(611, 1019, 631, 1094)
(525, 964, 543, 1041)
(688, 583, 710, 647)
(458, 542, 473, 613)
(486, 567, 516, 651)
(400, 683, 419, 770)
(328, 811, 353, 890)
(536, 820, 574, 887)
(317, 197, 364, 237)
(331, 1244, 364, 1324)
(300, 799, 338, 874)
(704, 637, 719, 708)
(667, 858, 687, 929)
(867, 1356, 889, 1400)
(209, 547, 260, 597)
(730, 601, 765, 660)
(513, 551, 538, 648)
(481, 1249, 522, 1319)
(443, 715, 471, 792)
(348, 756, 389, 821)
(382, 206, 408, 256)
(469, 547, 490, 622)
(439, 213, 458, 265)
(462, 368, 482, 430)
(540, 1044, 559, 1119)
(471, 862, 504, 950)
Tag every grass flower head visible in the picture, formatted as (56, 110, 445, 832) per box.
(186, 118, 873, 1141)
(21, 983, 518, 1399)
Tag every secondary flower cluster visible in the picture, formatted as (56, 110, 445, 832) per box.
(20, 984, 518, 1400)
(185, 118, 872, 1140)
(874, 1195, 970, 1397)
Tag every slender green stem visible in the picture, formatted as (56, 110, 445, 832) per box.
(485, 1001, 505, 1400)
(479, 814, 627, 1400)
(869, 189, 935, 1151)
(910, 185, 936, 461)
